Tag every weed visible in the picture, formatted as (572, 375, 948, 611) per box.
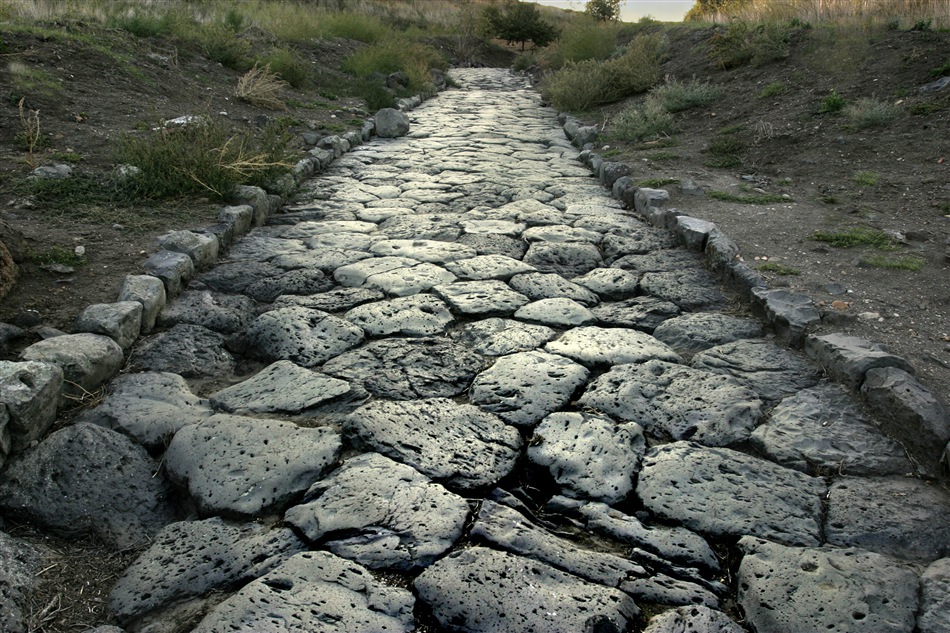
(202, 25, 252, 71)
(108, 10, 177, 38)
(718, 124, 745, 135)
(910, 100, 949, 115)
(844, 98, 901, 128)
(759, 81, 788, 98)
(544, 16, 620, 68)
(8, 62, 63, 102)
(223, 7, 247, 33)
(818, 89, 846, 114)
(29, 246, 85, 268)
(354, 78, 395, 111)
(757, 262, 801, 275)
(16, 98, 43, 168)
(710, 191, 787, 204)
(819, 193, 839, 204)
(257, 48, 308, 88)
(611, 101, 677, 142)
(343, 40, 445, 93)
(323, 12, 389, 43)
(709, 20, 792, 69)
(706, 134, 745, 168)
(50, 151, 83, 164)
(650, 77, 723, 113)
(513, 51, 539, 72)
(930, 58, 950, 77)
(601, 148, 624, 158)
(852, 170, 879, 186)
(811, 226, 896, 249)
(861, 255, 924, 271)
(638, 178, 680, 188)
(236, 65, 288, 110)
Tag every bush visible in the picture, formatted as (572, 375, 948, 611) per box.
(759, 81, 787, 98)
(818, 89, 846, 114)
(611, 101, 678, 142)
(844, 98, 901, 128)
(257, 47, 308, 88)
(202, 25, 252, 71)
(709, 20, 792, 69)
(235, 65, 288, 110)
(544, 17, 620, 69)
(343, 40, 445, 93)
(650, 77, 723, 112)
(109, 11, 177, 38)
(323, 12, 389, 43)
(354, 79, 396, 111)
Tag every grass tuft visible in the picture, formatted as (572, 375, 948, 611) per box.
(235, 65, 288, 110)
(852, 170, 879, 186)
(811, 226, 897, 249)
(709, 20, 792, 69)
(758, 81, 788, 98)
(710, 191, 788, 204)
(611, 102, 677, 143)
(650, 77, 723, 113)
(860, 255, 924, 271)
(844, 98, 901, 128)
(257, 48, 309, 88)
(757, 262, 801, 275)
(637, 178, 680, 188)
(818, 89, 846, 114)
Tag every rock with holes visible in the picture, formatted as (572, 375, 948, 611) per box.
(528, 412, 645, 504)
(804, 333, 915, 388)
(522, 241, 604, 277)
(612, 249, 701, 272)
(825, 476, 950, 562)
(375, 108, 411, 138)
(343, 398, 521, 491)
(601, 230, 679, 261)
(652, 313, 765, 357)
(334, 256, 457, 296)
(0, 360, 63, 452)
(165, 414, 342, 517)
(156, 230, 218, 269)
(509, 272, 600, 306)
(750, 383, 912, 476)
(191, 551, 415, 633)
(117, 274, 167, 334)
(579, 360, 762, 446)
(142, 250, 194, 297)
(75, 371, 212, 450)
(514, 297, 596, 327)
(449, 318, 556, 356)
(691, 340, 821, 403)
(323, 338, 484, 400)
(470, 350, 589, 428)
(130, 324, 235, 378)
(344, 294, 454, 336)
(378, 213, 464, 241)
(369, 239, 476, 263)
(415, 546, 638, 633)
(573, 268, 640, 301)
(621, 574, 719, 609)
(737, 536, 918, 633)
(592, 296, 681, 332)
(545, 326, 681, 369)
(637, 442, 825, 546)
(20, 333, 124, 397)
(196, 261, 283, 294)
(0, 532, 46, 633)
(109, 518, 305, 624)
(919, 558, 950, 633)
(642, 605, 743, 633)
(157, 290, 256, 334)
(74, 301, 143, 350)
(639, 270, 728, 311)
(244, 268, 334, 303)
(284, 453, 468, 570)
(271, 287, 383, 313)
(0, 423, 175, 548)
(443, 254, 535, 280)
(245, 307, 364, 368)
(432, 280, 530, 317)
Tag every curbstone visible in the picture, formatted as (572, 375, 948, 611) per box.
(634, 188, 671, 215)
(231, 185, 270, 226)
(20, 333, 124, 397)
(375, 108, 411, 138)
(219, 205, 254, 236)
(74, 302, 143, 351)
(705, 228, 740, 272)
(675, 216, 717, 251)
(805, 333, 916, 389)
(141, 250, 194, 299)
(0, 360, 63, 453)
(155, 230, 219, 270)
(117, 274, 166, 335)
(750, 287, 820, 348)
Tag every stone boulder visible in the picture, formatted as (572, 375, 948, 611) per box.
(374, 108, 410, 138)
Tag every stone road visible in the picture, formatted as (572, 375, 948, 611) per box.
(2, 68, 950, 633)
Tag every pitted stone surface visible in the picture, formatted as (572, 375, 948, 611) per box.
(433, 279, 529, 316)
(640, 270, 728, 311)
(470, 350, 589, 427)
(415, 547, 638, 633)
(805, 332, 915, 388)
(157, 290, 256, 333)
(20, 332, 124, 395)
(196, 260, 282, 293)
(514, 297, 596, 327)
(165, 414, 342, 517)
(284, 453, 468, 570)
(522, 224, 602, 244)
(370, 238, 477, 263)
(642, 605, 744, 633)
(334, 255, 457, 296)
(271, 286, 383, 312)
(591, 296, 682, 331)
(458, 232, 527, 258)
(246, 307, 364, 367)
(0, 531, 45, 633)
(272, 247, 371, 272)
(243, 267, 334, 302)
(621, 574, 719, 609)
(691, 339, 822, 403)
(737, 536, 918, 633)
(580, 360, 762, 446)
(825, 476, 950, 562)
(638, 442, 825, 546)
(130, 324, 235, 377)
(522, 240, 604, 276)
(573, 267, 640, 300)
(528, 412, 645, 504)
(919, 558, 950, 633)
(751, 383, 912, 476)
(602, 230, 679, 260)
(344, 294, 454, 336)
(443, 253, 536, 280)
(509, 271, 600, 306)
(0, 360, 62, 452)
(652, 313, 765, 357)
(0, 423, 174, 548)
(74, 301, 143, 350)
(323, 338, 484, 399)
(209, 361, 362, 415)
(378, 212, 464, 240)
(76, 371, 212, 449)
(109, 518, 305, 623)
(545, 326, 682, 368)
(612, 249, 702, 272)
(450, 317, 556, 356)
(344, 398, 521, 490)
(191, 551, 415, 633)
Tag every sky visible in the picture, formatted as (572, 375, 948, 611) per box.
(532, 0, 696, 22)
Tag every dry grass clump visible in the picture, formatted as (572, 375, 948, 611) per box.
(235, 64, 287, 110)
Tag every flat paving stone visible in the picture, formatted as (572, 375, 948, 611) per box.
(449, 317, 556, 356)
(509, 271, 600, 306)
(514, 297, 597, 327)
(245, 307, 364, 367)
(919, 558, 950, 633)
(637, 442, 826, 546)
(643, 605, 744, 633)
(369, 238, 477, 263)
(591, 296, 682, 332)
(522, 241, 604, 277)
(602, 230, 679, 260)
(378, 213, 465, 240)
(612, 249, 702, 272)
(652, 313, 765, 357)
(157, 290, 256, 334)
(334, 256, 457, 296)
(432, 279, 529, 316)
(443, 254, 536, 280)
(545, 326, 682, 369)
(344, 294, 454, 336)
(343, 398, 521, 491)
(130, 324, 235, 378)
(640, 270, 728, 311)
(573, 268, 640, 300)
(457, 232, 527, 258)
(271, 287, 384, 313)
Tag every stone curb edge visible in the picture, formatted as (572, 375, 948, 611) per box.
(559, 113, 950, 478)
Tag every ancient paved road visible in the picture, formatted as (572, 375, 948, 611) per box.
(4, 68, 950, 633)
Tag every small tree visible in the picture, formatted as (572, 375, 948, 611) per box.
(483, 1, 559, 50)
(585, 0, 623, 22)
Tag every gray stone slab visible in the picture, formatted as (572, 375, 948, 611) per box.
(640, 270, 728, 311)
(156, 230, 218, 269)
(691, 340, 822, 403)
(529, 412, 644, 504)
(191, 551, 414, 633)
(522, 224, 602, 244)
(271, 287, 384, 313)
(196, 261, 283, 293)
(165, 414, 342, 517)
(546, 326, 682, 369)
(443, 254, 536, 280)
(415, 547, 638, 633)
(142, 250, 194, 297)
(509, 272, 600, 306)
(750, 287, 821, 347)
(20, 333, 124, 396)
(0, 423, 175, 548)
(323, 338, 484, 400)
(919, 558, 950, 633)
(637, 442, 825, 546)
(245, 307, 364, 368)
(344, 294, 454, 336)
(210, 361, 363, 416)
(591, 296, 682, 332)
(76, 371, 212, 450)
(751, 383, 913, 476)
(580, 360, 763, 446)
(432, 280, 529, 317)
(737, 536, 918, 633)
(652, 313, 765, 357)
(457, 233, 527, 258)
(117, 274, 166, 334)
(284, 453, 468, 570)
(805, 333, 915, 388)
(225, 235, 306, 261)
(74, 301, 142, 350)
(130, 324, 235, 378)
(449, 317, 556, 356)
(522, 241, 604, 277)
(334, 256, 457, 296)
(109, 518, 305, 624)
(369, 238, 476, 263)
(243, 267, 334, 303)
(573, 268, 640, 301)
(303, 231, 381, 251)
(611, 249, 702, 272)
(271, 248, 372, 273)
(0, 532, 45, 633)
(344, 398, 521, 491)
(472, 500, 646, 586)
(514, 297, 597, 327)
(461, 219, 526, 236)
(378, 213, 464, 240)
(601, 230, 679, 261)
(157, 290, 256, 334)
(621, 574, 719, 609)
(825, 476, 950, 562)
(0, 361, 62, 452)
(471, 350, 589, 428)
(642, 605, 743, 633)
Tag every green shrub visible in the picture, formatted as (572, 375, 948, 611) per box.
(811, 226, 896, 249)
(704, 134, 745, 168)
(611, 101, 677, 142)
(818, 89, 846, 114)
(354, 78, 396, 111)
(343, 40, 445, 93)
(258, 47, 308, 88)
(512, 51, 539, 72)
(861, 255, 924, 271)
(852, 170, 879, 186)
(650, 77, 723, 113)
(202, 25, 252, 71)
(844, 98, 901, 128)
(109, 11, 176, 38)
(324, 12, 389, 43)
(709, 21, 792, 69)
(930, 58, 950, 77)
(546, 17, 620, 68)
(757, 262, 801, 275)
(759, 81, 787, 98)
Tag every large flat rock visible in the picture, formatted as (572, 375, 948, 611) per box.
(130, 324, 235, 378)
(545, 326, 681, 368)
(344, 294, 455, 336)
(652, 313, 764, 357)
(450, 317, 556, 356)
(245, 307, 364, 367)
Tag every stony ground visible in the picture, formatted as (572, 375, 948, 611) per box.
(2, 68, 949, 633)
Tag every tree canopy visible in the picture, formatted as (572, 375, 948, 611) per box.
(585, 0, 623, 22)
(483, 1, 559, 50)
